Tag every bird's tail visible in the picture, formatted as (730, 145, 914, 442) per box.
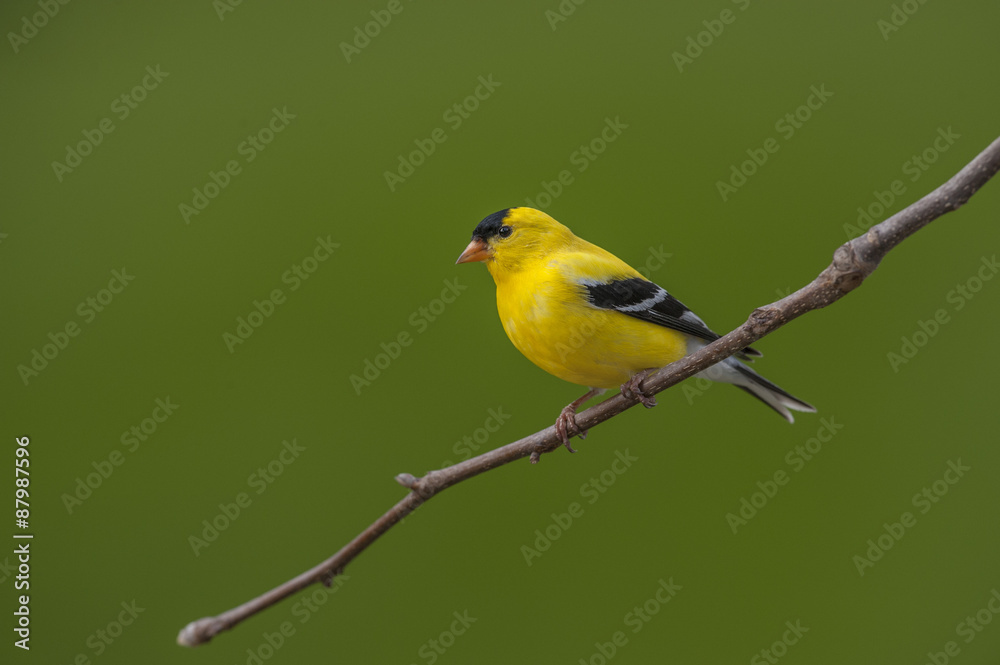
(695, 354, 816, 423)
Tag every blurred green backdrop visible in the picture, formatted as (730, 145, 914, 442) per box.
(3, 0, 1000, 663)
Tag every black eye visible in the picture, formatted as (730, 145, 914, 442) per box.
(498, 225, 513, 238)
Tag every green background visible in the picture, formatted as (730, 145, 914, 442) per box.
(3, 0, 1000, 662)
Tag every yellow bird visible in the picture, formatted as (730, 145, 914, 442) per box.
(456, 207, 815, 450)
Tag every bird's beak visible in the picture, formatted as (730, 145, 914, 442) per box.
(455, 237, 491, 264)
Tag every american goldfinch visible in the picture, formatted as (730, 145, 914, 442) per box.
(456, 207, 815, 451)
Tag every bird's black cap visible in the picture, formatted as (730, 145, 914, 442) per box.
(471, 209, 511, 240)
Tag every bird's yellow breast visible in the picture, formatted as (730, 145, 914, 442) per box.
(494, 260, 687, 390)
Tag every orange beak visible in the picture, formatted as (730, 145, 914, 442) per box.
(455, 237, 491, 264)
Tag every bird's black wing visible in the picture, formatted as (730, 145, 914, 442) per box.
(582, 276, 762, 359)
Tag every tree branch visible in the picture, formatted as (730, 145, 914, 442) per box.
(177, 135, 1000, 648)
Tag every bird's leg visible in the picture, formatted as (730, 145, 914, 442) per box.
(621, 369, 657, 408)
(552, 388, 602, 454)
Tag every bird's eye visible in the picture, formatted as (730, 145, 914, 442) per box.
(498, 225, 513, 238)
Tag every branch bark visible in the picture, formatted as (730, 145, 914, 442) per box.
(177, 135, 1000, 648)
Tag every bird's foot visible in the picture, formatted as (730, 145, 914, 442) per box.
(621, 370, 657, 408)
(554, 405, 587, 453)
(532, 388, 601, 464)
(532, 410, 585, 464)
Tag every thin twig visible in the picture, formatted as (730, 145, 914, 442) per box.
(177, 135, 1000, 648)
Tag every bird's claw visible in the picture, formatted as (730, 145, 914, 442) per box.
(555, 406, 585, 453)
(532, 407, 583, 464)
(621, 371, 657, 409)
